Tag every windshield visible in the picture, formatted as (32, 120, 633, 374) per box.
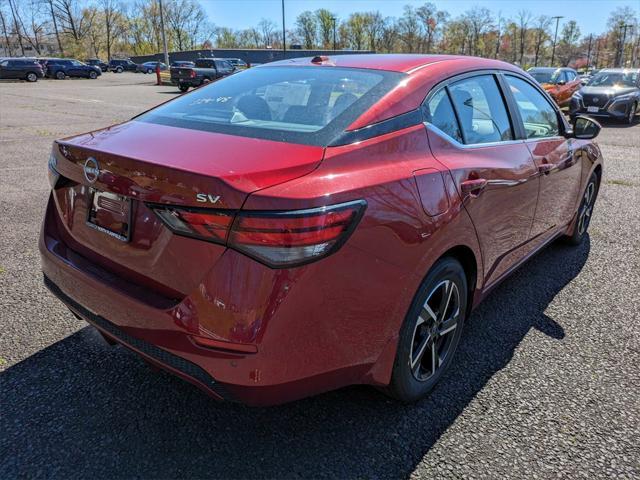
(588, 71, 638, 87)
(137, 66, 403, 146)
(529, 70, 560, 84)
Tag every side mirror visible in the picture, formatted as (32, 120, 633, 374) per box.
(572, 115, 601, 140)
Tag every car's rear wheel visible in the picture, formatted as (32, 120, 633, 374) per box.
(386, 257, 467, 403)
(564, 172, 599, 246)
(55, 71, 65, 80)
(89, 71, 97, 79)
(26, 72, 38, 82)
(626, 102, 637, 125)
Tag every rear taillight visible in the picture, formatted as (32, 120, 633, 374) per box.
(150, 200, 366, 268)
(190, 70, 196, 78)
(48, 148, 59, 188)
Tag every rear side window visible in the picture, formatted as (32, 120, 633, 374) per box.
(138, 66, 403, 146)
(424, 89, 463, 143)
(506, 76, 560, 139)
(449, 75, 513, 144)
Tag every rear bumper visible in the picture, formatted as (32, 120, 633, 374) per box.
(44, 274, 232, 402)
(39, 194, 400, 405)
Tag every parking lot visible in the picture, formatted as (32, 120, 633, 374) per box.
(1, 73, 639, 479)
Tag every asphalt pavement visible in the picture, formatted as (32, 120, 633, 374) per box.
(0, 73, 639, 479)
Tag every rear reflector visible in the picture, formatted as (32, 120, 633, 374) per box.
(150, 200, 366, 268)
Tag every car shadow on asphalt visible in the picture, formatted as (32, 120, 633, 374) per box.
(0, 238, 590, 479)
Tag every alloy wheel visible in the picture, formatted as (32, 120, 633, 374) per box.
(409, 279, 460, 382)
(578, 180, 596, 236)
(26, 73, 37, 82)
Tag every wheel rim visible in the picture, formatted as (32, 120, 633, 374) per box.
(409, 279, 461, 382)
(578, 180, 596, 236)
(27, 73, 36, 81)
(57, 72, 64, 79)
(629, 103, 636, 123)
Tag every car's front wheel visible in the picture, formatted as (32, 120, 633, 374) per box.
(116, 66, 123, 73)
(26, 72, 38, 82)
(178, 85, 189, 92)
(147, 68, 153, 74)
(89, 71, 97, 79)
(55, 71, 65, 80)
(386, 257, 467, 403)
(564, 172, 599, 246)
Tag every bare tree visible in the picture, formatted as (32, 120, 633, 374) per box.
(315, 9, 335, 48)
(295, 11, 316, 49)
(7, 0, 25, 55)
(45, 0, 64, 55)
(517, 9, 533, 64)
(258, 18, 276, 47)
(533, 15, 551, 66)
(0, 7, 12, 56)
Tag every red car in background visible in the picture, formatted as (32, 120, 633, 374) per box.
(528, 67, 582, 107)
(41, 55, 603, 406)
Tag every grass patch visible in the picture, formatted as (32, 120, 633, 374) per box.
(605, 179, 635, 187)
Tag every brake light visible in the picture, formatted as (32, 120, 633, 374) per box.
(190, 69, 196, 78)
(150, 200, 366, 268)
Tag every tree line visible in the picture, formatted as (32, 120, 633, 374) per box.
(1, 0, 638, 69)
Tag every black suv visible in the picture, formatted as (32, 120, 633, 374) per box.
(46, 59, 101, 79)
(109, 59, 138, 73)
(0, 58, 44, 82)
(85, 58, 108, 72)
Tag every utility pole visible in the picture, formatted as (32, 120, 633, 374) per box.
(158, 0, 170, 66)
(332, 16, 337, 51)
(281, 0, 286, 59)
(619, 23, 633, 67)
(550, 15, 563, 66)
(586, 34, 593, 69)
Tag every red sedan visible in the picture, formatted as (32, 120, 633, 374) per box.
(41, 54, 603, 405)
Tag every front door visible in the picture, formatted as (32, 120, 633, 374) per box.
(424, 74, 540, 287)
(503, 75, 583, 237)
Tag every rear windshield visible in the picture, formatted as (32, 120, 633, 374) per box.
(137, 66, 404, 146)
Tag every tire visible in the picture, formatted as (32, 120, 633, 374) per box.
(25, 72, 38, 82)
(626, 102, 637, 125)
(147, 68, 153, 74)
(55, 70, 65, 80)
(386, 257, 468, 403)
(564, 172, 600, 246)
(89, 71, 97, 79)
(116, 66, 123, 73)
(178, 85, 189, 92)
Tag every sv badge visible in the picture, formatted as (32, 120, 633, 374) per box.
(196, 193, 221, 204)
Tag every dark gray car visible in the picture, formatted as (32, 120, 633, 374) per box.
(569, 68, 640, 124)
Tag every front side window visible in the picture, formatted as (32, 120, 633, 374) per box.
(424, 89, 462, 143)
(138, 66, 403, 146)
(506, 76, 560, 139)
(448, 75, 513, 145)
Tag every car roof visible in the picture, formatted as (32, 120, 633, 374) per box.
(267, 54, 519, 74)
(598, 68, 639, 73)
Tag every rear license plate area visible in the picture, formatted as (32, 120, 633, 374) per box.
(86, 188, 132, 242)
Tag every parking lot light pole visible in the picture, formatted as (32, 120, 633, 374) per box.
(158, 0, 170, 67)
(550, 16, 564, 67)
(282, 0, 286, 59)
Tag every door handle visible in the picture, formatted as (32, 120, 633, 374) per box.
(460, 178, 487, 196)
(538, 163, 556, 175)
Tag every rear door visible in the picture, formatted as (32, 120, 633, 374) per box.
(504, 74, 582, 236)
(0, 60, 12, 78)
(424, 73, 540, 287)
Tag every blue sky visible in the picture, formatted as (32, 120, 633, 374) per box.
(200, 0, 639, 35)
